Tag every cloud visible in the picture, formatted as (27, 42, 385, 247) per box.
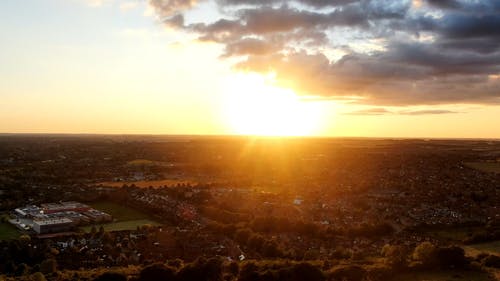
(149, 0, 201, 18)
(344, 108, 392, 115)
(344, 108, 460, 115)
(424, 0, 460, 9)
(398, 109, 460, 115)
(147, 0, 500, 106)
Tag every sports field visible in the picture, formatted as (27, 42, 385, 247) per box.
(81, 202, 161, 232)
(81, 219, 161, 232)
(0, 222, 20, 240)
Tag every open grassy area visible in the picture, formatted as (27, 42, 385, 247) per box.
(81, 219, 161, 232)
(82, 202, 162, 232)
(464, 241, 500, 256)
(88, 201, 151, 222)
(392, 270, 491, 281)
(0, 222, 20, 240)
(464, 162, 500, 173)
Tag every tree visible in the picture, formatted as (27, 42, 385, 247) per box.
(90, 226, 97, 236)
(329, 265, 365, 281)
(19, 235, 31, 243)
(40, 258, 57, 275)
(381, 244, 409, 270)
(291, 263, 324, 281)
(482, 254, 500, 268)
(15, 263, 29, 276)
(94, 272, 127, 281)
(412, 242, 438, 269)
(32, 272, 47, 281)
(235, 228, 252, 244)
(139, 263, 176, 281)
(177, 257, 223, 281)
(238, 262, 260, 281)
(436, 246, 468, 269)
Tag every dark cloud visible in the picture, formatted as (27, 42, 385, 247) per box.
(223, 38, 280, 57)
(425, 0, 500, 13)
(149, 0, 500, 106)
(439, 14, 500, 39)
(425, 0, 461, 10)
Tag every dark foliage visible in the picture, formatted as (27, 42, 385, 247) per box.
(94, 272, 128, 281)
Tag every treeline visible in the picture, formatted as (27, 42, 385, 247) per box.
(205, 213, 394, 238)
(3, 241, 500, 280)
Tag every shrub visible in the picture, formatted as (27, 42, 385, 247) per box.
(94, 272, 128, 281)
(412, 242, 438, 269)
(291, 262, 324, 281)
(435, 246, 468, 269)
(381, 244, 409, 270)
(329, 265, 366, 281)
(482, 254, 500, 268)
(39, 259, 57, 275)
(32, 272, 47, 281)
(139, 263, 176, 281)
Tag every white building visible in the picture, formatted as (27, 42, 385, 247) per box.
(32, 218, 73, 234)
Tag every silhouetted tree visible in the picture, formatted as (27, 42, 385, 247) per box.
(94, 272, 127, 281)
(139, 263, 176, 281)
(40, 258, 57, 275)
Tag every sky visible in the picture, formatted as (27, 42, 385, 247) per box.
(0, 0, 499, 138)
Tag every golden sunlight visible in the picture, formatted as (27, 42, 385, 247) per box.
(222, 73, 325, 136)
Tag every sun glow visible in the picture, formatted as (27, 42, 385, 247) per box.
(222, 73, 324, 136)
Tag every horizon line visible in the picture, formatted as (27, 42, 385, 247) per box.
(0, 132, 499, 142)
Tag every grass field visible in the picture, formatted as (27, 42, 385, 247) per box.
(82, 202, 161, 232)
(464, 241, 500, 256)
(81, 219, 161, 232)
(89, 201, 151, 221)
(464, 162, 500, 173)
(0, 222, 20, 240)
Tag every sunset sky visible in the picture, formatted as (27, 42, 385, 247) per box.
(1, 0, 499, 138)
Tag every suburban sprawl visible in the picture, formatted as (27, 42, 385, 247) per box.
(0, 135, 499, 280)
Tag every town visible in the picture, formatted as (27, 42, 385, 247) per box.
(0, 135, 499, 280)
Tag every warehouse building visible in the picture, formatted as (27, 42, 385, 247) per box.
(32, 218, 73, 234)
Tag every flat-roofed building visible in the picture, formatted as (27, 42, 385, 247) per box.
(32, 218, 73, 234)
(41, 201, 91, 214)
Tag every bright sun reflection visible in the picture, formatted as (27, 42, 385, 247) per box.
(222, 73, 324, 136)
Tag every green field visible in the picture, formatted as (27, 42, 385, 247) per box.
(464, 162, 500, 173)
(82, 202, 161, 232)
(89, 201, 152, 221)
(81, 219, 161, 232)
(0, 222, 20, 240)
